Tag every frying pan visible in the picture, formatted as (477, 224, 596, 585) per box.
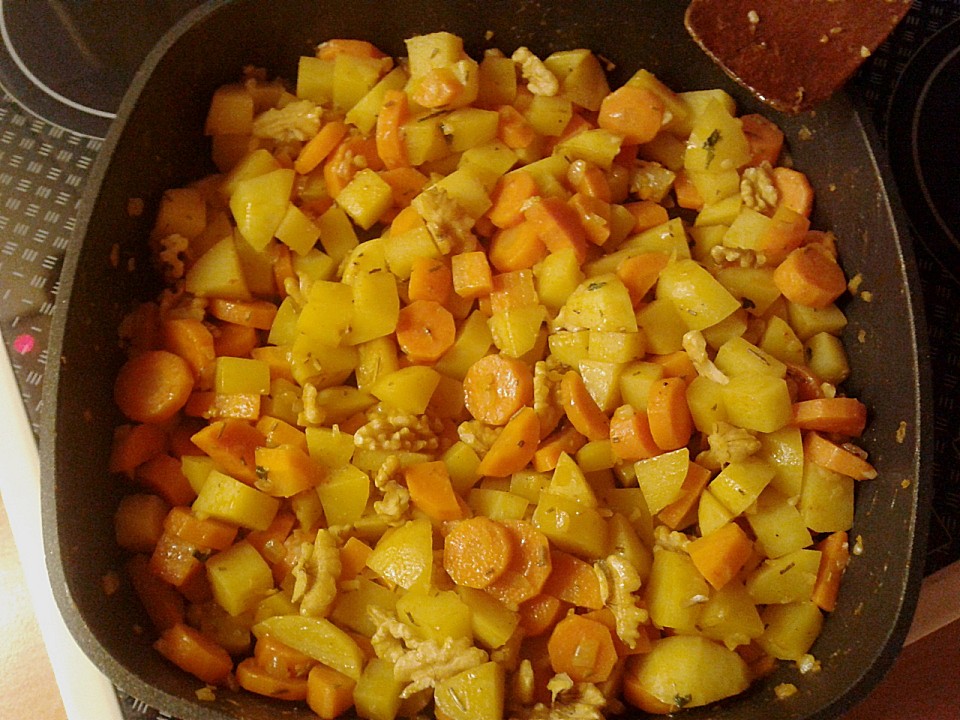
(39, 1, 932, 719)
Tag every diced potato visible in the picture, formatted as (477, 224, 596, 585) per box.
(656, 258, 741, 331)
(721, 373, 792, 433)
(229, 168, 296, 251)
(636, 299, 686, 355)
(366, 518, 434, 590)
(317, 464, 370, 526)
(555, 274, 638, 333)
(757, 601, 824, 661)
(396, 588, 473, 643)
(533, 491, 609, 558)
(745, 548, 822, 604)
(184, 236, 252, 300)
(714, 336, 787, 378)
(698, 581, 765, 649)
(205, 83, 254, 136)
(625, 635, 750, 712)
(253, 614, 365, 680)
(193, 470, 280, 531)
(457, 586, 519, 649)
(370, 365, 441, 415)
(634, 448, 689, 515)
(467, 488, 529, 521)
(331, 576, 398, 636)
(708, 458, 775, 516)
(799, 462, 854, 533)
(434, 662, 505, 720)
(206, 541, 274, 616)
(544, 49, 610, 111)
(686, 375, 729, 433)
(336, 168, 393, 230)
(746, 487, 813, 558)
(684, 98, 750, 173)
(577, 359, 624, 413)
(756, 426, 804, 499)
(805, 331, 850, 384)
(645, 547, 709, 633)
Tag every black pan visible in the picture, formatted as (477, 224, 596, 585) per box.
(39, 1, 932, 719)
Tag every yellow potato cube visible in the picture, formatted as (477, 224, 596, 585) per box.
(467, 488, 529, 521)
(297, 281, 354, 346)
(184, 235, 251, 300)
(745, 548, 822, 604)
(477, 54, 518, 106)
(193, 470, 280, 531)
(316, 205, 359, 265)
(699, 581, 765, 649)
(434, 310, 493, 381)
(657, 258, 741, 331)
(204, 83, 254, 136)
(336, 168, 393, 230)
(344, 270, 400, 345)
(757, 426, 805, 499)
(544, 48, 610, 111)
(746, 488, 813, 558)
(366, 518, 434, 590)
(333, 53, 388, 113)
(708, 457, 775, 516)
(635, 448, 689, 515)
(215, 356, 270, 396)
(645, 547, 709, 633)
(317, 464, 370, 527)
(757, 601, 824, 661)
(253, 614, 365, 680)
(533, 491, 609, 559)
(296, 56, 334, 104)
(684, 98, 750, 173)
(555, 274, 638, 333)
(370, 365, 441, 415)
(354, 658, 405, 720)
(720, 373, 792, 433)
(274, 202, 321, 255)
(229, 168, 295, 251)
(206, 541, 274, 616)
(345, 66, 409, 134)
(524, 94, 573, 137)
(799, 462, 854, 533)
(396, 589, 473, 643)
(714, 336, 787, 378)
(434, 662, 505, 720)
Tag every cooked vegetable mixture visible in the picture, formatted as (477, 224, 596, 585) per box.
(110, 31, 874, 720)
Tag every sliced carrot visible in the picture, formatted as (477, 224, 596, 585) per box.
(646, 376, 693, 451)
(154, 622, 233, 685)
(657, 461, 712, 530)
(306, 664, 357, 719)
(484, 519, 552, 608)
(547, 613, 618, 684)
(741, 113, 785, 167)
(323, 134, 383, 198)
(213, 321, 260, 358)
(488, 220, 548, 273)
(672, 169, 704, 211)
(533, 424, 588, 472)
(272, 243, 296, 299)
(616, 251, 670, 306)
(489, 270, 539, 313)
(569, 192, 612, 246)
(687, 521, 755, 590)
(254, 444, 325, 497)
(598, 85, 664, 145)
(760, 203, 810, 265)
(560, 370, 610, 441)
(463, 353, 535, 426)
(804, 431, 877, 480)
(190, 418, 266, 484)
(583, 606, 652, 655)
(161, 318, 216, 382)
(149, 532, 204, 588)
(376, 89, 410, 169)
(411, 66, 464, 108)
(294, 120, 349, 175)
(246, 511, 297, 570)
(541, 550, 605, 610)
(623, 200, 669, 233)
(380, 166, 429, 208)
(408, 256, 452, 305)
(109, 422, 169, 475)
(237, 657, 309, 701)
(650, 350, 697, 385)
(785, 361, 826, 402)
(208, 298, 278, 330)
(791, 398, 868, 437)
(451, 250, 494, 299)
(114, 350, 195, 424)
(136, 453, 196, 506)
(254, 634, 316, 679)
(395, 299, 457, 363)
(609, 405, 661, 461)
(487, 171, 539, 229)
(163, 506, 238, 550)
(476, 406, 541, 478)
(339, 536, 374, 582)
(524, 196, 589, 264)
(126, 554, 185, 631)
(518, 594, 567, 637)
(773, 243, 847, 309)
(316, 39, 387, 61)
(812, 531, 850, 612)
(772, 166, 814, 218)
(575, 162, 612, 202)
(256, 415, 309, 453)
(444, 516, 514, 588)
(404, 461, 465, 522)
(497, 104, 537, 149)
(389, 203, 427, 236)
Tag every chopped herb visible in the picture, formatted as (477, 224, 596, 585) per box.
(674, 694, 692, 709)
(587, 281, 607, 291)
(703, 128, 722, 167)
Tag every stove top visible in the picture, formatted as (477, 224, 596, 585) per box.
(1, 2, 959, 719)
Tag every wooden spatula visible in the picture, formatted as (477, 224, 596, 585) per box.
(685, 0, 913, 113)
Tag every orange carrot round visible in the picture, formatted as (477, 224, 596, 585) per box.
(803, 431, 877, 480)
(741, 113, 785, 166)
(208, 298, 278, 330)
(114, 349, 194, 424)
(647, 376, 693, 451)
(792, 397, 867, 437)
(598, 85, 665, 145)
(463, 353, 535, 425)
(153, 622, 233, 685)
(609, 405, 661, 461)
(376, 89, 410, 170)
(773, 243, 847, 308)
(236, 657, 309, 701)
(560, 370, 610, 441)
(407, 256, 453, 305)
(547, 613, 619, 683)
(476, 406, 541, 477)
(443, 516, 515, 589)
(484, 519, 552, 609)
(395, 299, 457, 363)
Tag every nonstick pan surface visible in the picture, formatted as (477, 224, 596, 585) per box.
(40, 1, 931, 719)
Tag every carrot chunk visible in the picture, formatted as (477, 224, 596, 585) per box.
(444, 516, 515, 588)
(598, 85, 664, 145)
(114, 350, 195, 424)
(646, 376, 693, 451)
(395, 299, 457, 363)
(463, 353, 535, 426)
(547, 613, 618, 683)
(476, 406, 540, 477)
(560, 370, 610, 441)
(773, 243, 847, 308)
(154, 623, 233, 686)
